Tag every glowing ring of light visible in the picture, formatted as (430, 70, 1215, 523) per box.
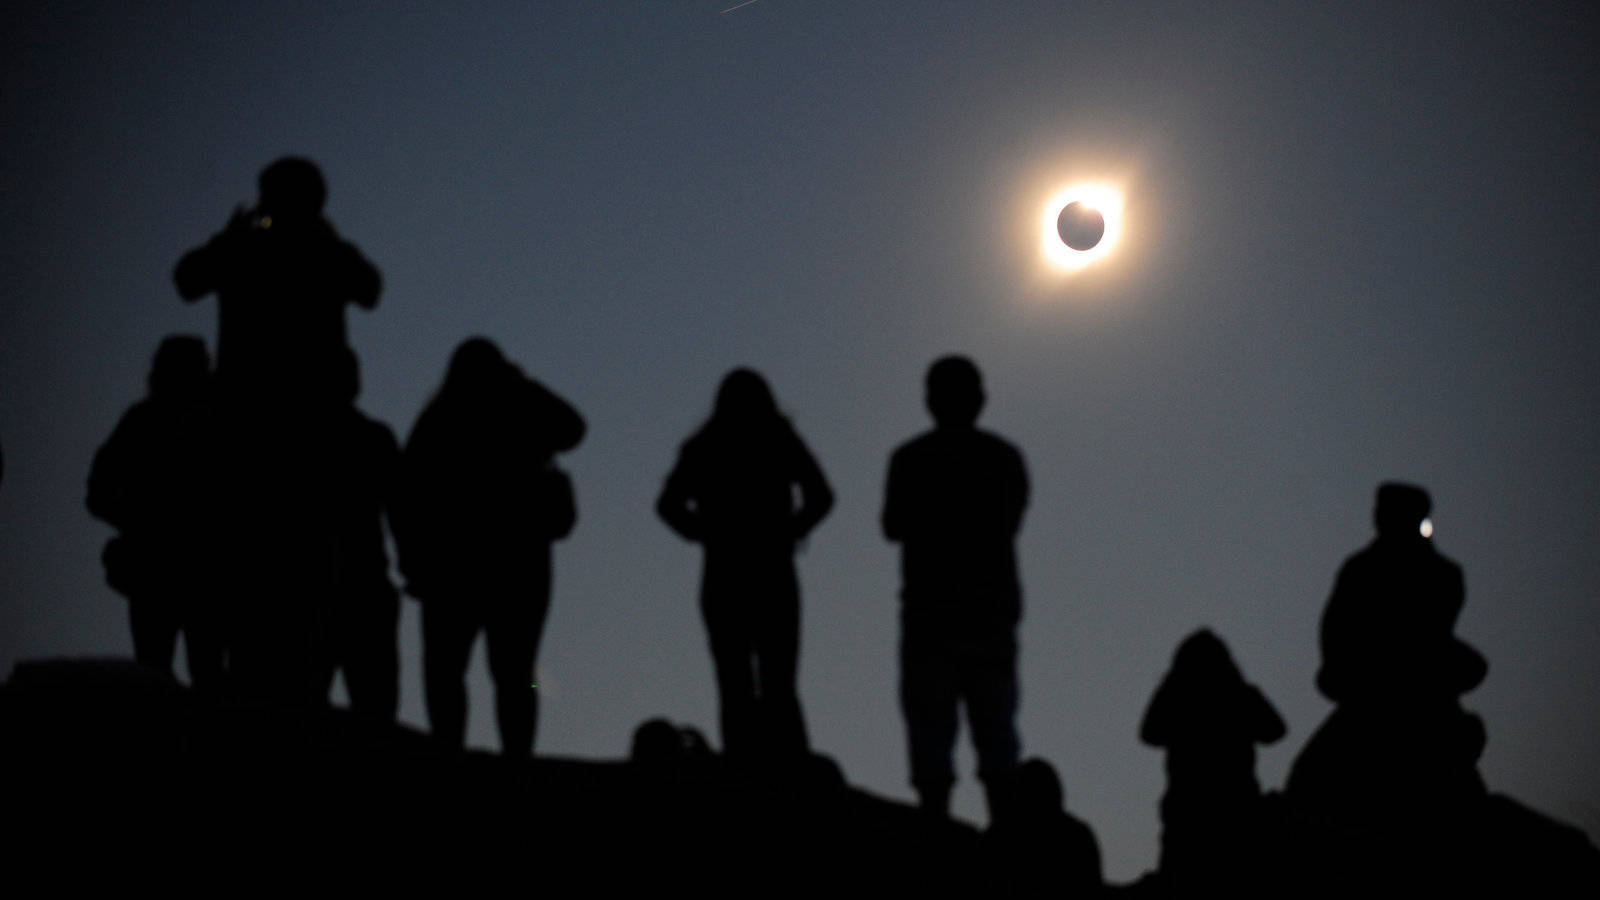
(1041, 183, 1124, 271)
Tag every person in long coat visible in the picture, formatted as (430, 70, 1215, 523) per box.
(392, 338, 584, 757)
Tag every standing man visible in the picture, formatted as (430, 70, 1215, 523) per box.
(172, 157, 382, 701)
(174, 156, 380, 405)
(883, 355, 1029, 819)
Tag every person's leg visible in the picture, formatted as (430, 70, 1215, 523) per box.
(485, 589, 547, 759)
(129, 596, 180, 676)
(422, 601, 478, 748)
(701, 556, 758, 759)
(704, 602, 757, 759)
(754, 560, 808, 758)
(181, 592, 226, 692)
(346, 589, 400, 723)
(962, 630, 1022, 822)
(901, 627, 959, 815)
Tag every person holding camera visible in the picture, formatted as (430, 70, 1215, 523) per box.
(172, 158, 383, 703)
(173, 156, 380, 406)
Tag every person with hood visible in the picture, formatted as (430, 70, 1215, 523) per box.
(392, 338, 584, 757)
(1141, 628, 1285, 885)
(88, 335, 224, 686)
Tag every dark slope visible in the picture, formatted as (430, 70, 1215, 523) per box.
(1, 658, 980, 895)
(4, 658, 1596, 897)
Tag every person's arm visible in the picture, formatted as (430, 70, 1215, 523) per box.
(789, 436, 834, 542)
(1138, 677, 1177, 747)
(1004, 443, 1029, 536)
(881, 449, 906, 543)
(1315, 563, 1357, 701)
(375, 422, 402, 523)
(1248, 684, 1288, 745)
(656, 451, 703, 543)
(174, 237, 227, 302)
(333, 238, 382, 310)
(387, 414, 440, 596)
(522, 377, 586, 454)
(86, 411, 137, 529)
(174, 210, 250, 301)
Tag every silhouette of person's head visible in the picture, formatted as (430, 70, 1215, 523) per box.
(1171, 628, 1242, 688)
(631, 718, 684, 765)
(148, 335, 210, 398)
(257, 157, 327, 223)
(711, 368, 779, 426)
(1013, 757, 1064, 818)
(1373, 481, 1431, 540)
(443, 336, 508, 395)
(925, 355, 984, 429)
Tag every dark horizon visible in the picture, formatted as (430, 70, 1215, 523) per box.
(3, 2, 1597, 878)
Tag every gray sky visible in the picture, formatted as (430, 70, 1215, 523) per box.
(3, 1, 1597, 880)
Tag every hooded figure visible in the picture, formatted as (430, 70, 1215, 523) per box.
(392, 338, 584, 756)
(1141, 629, 1285, 885)
(88, 335, 224, 686)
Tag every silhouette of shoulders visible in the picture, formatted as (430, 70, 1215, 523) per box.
(1318, 531, 1480, 705)
(1140, 630, 1285, 791)
(657, 369, 831, 550)
(172, 158, 380, 394)
(661, 416, 831, 545)
(883, 424, 1027, 541)
(882, 424, 1028, 623)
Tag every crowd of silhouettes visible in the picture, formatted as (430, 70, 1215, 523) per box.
(81, 157, 1575, 891)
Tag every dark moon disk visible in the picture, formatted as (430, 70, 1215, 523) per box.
(1056, 201, 1106, 251)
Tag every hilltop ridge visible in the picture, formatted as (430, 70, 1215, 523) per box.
(3, 657, 1596, 896)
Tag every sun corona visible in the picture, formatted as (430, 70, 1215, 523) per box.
(1041, 183, 1124, 271)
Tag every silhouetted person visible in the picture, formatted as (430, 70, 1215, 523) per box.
(87, 335, 224, 687)
(1317, 483, 1486, 709)
(392, 338, 584, 757)
(984, 758, 1103, 897)
(174, 157, 380, 406)
(883, 355, 1028, 818)
(1286, 482, 1490, 870)
(310, 350, 401, 722)
(657, 369, 833, 762)
(631, 717, 716, 773)
(1141, 629, 1285, 887)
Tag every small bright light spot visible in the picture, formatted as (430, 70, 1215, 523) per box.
(1420, 518, 1434, 538)
(1041, 183, 1124, 271)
